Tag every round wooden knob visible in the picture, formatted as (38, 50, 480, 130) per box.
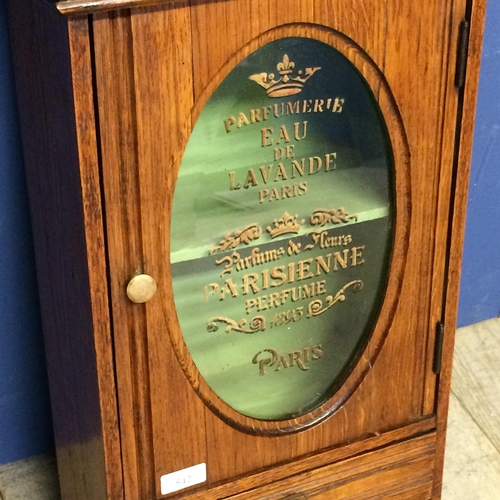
(127, 274, 157, 303)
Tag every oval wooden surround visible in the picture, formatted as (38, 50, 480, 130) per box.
(165, 23, 411, 436)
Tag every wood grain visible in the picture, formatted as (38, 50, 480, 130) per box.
(169, 21, 411, 438)
(92, 5, 209, 499)
(184, 417, 436, 500)
(57, 0, 180, 15)
(433, 0, 488, 497)
(130, 4, 209, 499)
(92, 10, 156, 499)
(380, 1, 458, 422)
(226, 433, 436, 500)
(5, 1, 121, 499)
(87, 0, 477, 496)
(422, 0, 468, 416)
(67, 17, 125, 500)
(6, 0, 487, 498)
(190, 0, 387, 101)
(1, 323, 498, 500)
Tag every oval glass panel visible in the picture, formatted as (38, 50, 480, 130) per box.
(170, 37, 394, 421)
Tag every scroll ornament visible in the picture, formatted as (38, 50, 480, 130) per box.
(209, 207, 357, 255)
(307, 280, 364, 318)
(206, 315, 266, 334)
(209, 223, 262, 254)
(310, 208, 358, 226)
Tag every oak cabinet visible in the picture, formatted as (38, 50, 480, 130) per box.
(6, 0, 486, 499)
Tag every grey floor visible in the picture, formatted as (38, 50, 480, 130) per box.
(0, 318, 498, 499)
(0, 454, 60, 500)
(441, 317, 500, 498)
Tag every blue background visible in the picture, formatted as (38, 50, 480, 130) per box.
(0, 0, 54, 464)
(0, 0, 498, 465)
(457, 1, 500, 327)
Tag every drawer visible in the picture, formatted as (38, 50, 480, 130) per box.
(226, 432, 436, 500)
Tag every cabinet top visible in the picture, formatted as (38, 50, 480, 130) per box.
(56, 0, 172, 15)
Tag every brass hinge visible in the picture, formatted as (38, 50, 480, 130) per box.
(455, 18, 470, 89)
(433, 321, 445, 374)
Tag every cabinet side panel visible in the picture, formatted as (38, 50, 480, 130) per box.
(6, 1, 123, 499)
(422, 0, 468, 417)
(433, 0, 488, 498)
(67, 16, 125, 500)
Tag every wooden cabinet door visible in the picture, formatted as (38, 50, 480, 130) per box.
(89, 1, 467, 498)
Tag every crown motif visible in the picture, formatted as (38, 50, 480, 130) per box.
(266, 212, 304, 238)
(249, 54, 321, 98)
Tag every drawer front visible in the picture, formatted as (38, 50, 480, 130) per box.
(226, 433, 435, 500)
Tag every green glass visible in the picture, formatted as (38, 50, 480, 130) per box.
(170, 37, 394, 421)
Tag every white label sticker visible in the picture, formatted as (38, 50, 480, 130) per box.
(160, 463, 207, 495)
